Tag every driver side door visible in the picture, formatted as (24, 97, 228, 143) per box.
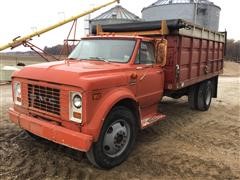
(135, 41, 164, 108)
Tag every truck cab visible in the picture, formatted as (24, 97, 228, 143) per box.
(9, 35, 167, 169)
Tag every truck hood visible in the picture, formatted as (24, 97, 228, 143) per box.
(13, 60, 131, 91)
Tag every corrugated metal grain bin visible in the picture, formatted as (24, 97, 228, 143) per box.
(142, 0, 221, 31)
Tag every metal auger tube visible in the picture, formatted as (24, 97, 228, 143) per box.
(0, 0, 119, 51)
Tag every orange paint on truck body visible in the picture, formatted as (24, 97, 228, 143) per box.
(8, 33, 224, 152)
(9, 36, 165, 151)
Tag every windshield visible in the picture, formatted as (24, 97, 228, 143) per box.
(68, 39, 136, 63)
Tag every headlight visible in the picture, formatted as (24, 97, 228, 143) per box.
(13, 81, 22, 105)
(73, 95, 82, 109)
(70, 92, 82, 123)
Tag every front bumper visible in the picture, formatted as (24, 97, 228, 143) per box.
(8, 107, 93, 152)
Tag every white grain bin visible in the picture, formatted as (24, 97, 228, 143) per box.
(142, 0, 221, 31)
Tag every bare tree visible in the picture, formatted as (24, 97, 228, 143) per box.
(225, 39, 240, 62)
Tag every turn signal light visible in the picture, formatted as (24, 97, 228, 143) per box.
(73, 112, 82, 119)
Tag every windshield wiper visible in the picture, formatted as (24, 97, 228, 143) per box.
(67, 57, 81, 61)
(88, 57, 109, 63)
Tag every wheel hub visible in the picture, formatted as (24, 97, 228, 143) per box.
(103, 120, 130, 158)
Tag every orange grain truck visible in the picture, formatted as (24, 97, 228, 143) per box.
(9, 19, 226, 168)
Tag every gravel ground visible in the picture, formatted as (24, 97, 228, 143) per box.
(0, 62, 239, 180)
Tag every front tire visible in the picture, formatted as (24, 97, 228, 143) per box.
(86, 106, 137, 169)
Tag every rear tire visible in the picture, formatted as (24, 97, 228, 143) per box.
(86, 106, 137, 169)
(197, 81, 212, 111)
(188, 86, 199, 110)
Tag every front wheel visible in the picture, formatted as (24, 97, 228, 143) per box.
(86, 106, 137, 169)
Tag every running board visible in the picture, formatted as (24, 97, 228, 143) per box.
(141, 113, 166, 129)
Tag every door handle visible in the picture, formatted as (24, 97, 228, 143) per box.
(136, 67, 143, 70)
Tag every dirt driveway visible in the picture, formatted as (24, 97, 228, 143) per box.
(0, 62, 239, 179)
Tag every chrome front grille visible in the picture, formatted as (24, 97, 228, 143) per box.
(28, 84, 60, 115)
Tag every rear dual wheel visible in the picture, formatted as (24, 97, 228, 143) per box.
(188, 80, 213, 111)
(86, 106, 137, 169)
(188, 86, 198, 110)
(197, 81, 212, 111)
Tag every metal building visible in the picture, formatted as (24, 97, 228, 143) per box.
(142, 0, 221, 31)
(90, 5, 141, 33)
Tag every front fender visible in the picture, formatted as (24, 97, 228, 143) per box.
(81, 87, 137, 141)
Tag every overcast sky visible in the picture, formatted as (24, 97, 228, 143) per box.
(0, 0, 239, 52)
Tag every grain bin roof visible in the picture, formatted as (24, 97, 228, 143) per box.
(146, 0, 214, 6)
(92, 5, 141, 21)
(142, 0, 220, 12)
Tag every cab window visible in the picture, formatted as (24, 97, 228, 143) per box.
(135, 42, 155, 64)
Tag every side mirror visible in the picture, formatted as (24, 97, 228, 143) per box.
(155, 39, 168, 66)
